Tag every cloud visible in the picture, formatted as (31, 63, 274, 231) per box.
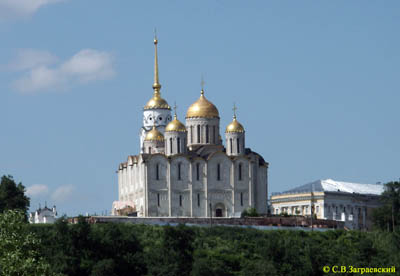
(26, 184, 49, 197)
(8, 49, 58, 71)
(51, 185, 74, 203)
(10, 49, 115, 93)
(0, 0, 63, 20)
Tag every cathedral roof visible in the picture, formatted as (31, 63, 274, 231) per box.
(165, 114, 186, 132)
(186, 90, 219, 119)
(225, 116, 245, 133)
(145, 125, 164, 141)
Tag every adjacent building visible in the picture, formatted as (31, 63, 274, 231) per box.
(29, 205, 57, 224)
(270, 179, 384, 230)
(112, 37, 269, 217)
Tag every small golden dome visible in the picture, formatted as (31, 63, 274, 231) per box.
(145, 125, 165, 141)
(226, 116, 245, 133)
(186, 90, 219, 118)
(144, 92, 171, 110)
(166, 115, 186, 132)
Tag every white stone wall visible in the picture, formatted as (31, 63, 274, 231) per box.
(140, 109, 172, 152)
(186, 117, 220, 148)
(164, 131, 187, 156)
(117, 151, 268, 218)
(225, 132, 245, 156)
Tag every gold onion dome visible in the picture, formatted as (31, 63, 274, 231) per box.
(144, 92, 170, 110)
(226, 116, 245, 133)
(145, 125, 164, 141)
(166, 114, 187, 132)
(186, 90, 219, 118)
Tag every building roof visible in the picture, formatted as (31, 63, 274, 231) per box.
(273, 179, 384, 196)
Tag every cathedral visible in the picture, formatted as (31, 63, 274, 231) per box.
(112, 37, 269, 217)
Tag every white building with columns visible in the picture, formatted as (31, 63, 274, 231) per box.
(270, 179, 384, 230)
(112, 37, 269, 217)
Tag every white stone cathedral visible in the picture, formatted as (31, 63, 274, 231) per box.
(112, 37, 269, 217)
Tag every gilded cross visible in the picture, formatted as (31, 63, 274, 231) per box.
(232, 102, 238, 117)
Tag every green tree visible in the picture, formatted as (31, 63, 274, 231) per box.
(372, 181, 400, 231)
(0, 175, 30, 214)
(241, 207, 259, 217)
(0, 210, 55, 276)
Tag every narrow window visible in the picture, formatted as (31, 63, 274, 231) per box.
(240, 192, 243, 206)
(197, 193, 200, 207)
(157, 193, 160, 207)
(206, 125, 209, 143)
(196, 163, 200, 181)
(213, 126, 216, 143)
(178, 163, 181, 180)
(230, 139, 233, 154)
(156, 164, 159, 180)
(169, 138, 173, 154)
(177, 138, 181, 154)
(179, 195, 182, 207)
(238, 163, 242, 181)
(190, 126, 193, 143)
(237, 138, 240, 153)
(217, 164, 221, 181)
(197, 125, 200, 143)
(148, 147, 151, 154)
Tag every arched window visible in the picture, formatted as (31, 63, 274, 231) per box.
(217, 163, 221, 181)
(190, 126, 193, 143)
(230, 138, 233, 154)
(213, 126, 216, 143)
(169, 138, 173, 154)
(238, 163, 242, 181)
(177, 137, 181, 154)
(178, 163, 182, 180)
(197, 125, 201, 143)
(157, 193, 160, 207)
(197, 193, 200, 207)
(206, 125, 209, 143)
(156, 164, 160, 180)
(148, 147, 152, 154)
(240, 192, 243, 206)
(196, 163, 200, 181)
(237, 138, 240, 153)
(179, 195, 183, 207)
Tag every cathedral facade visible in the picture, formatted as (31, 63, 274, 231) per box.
(113, 37, 268, 217)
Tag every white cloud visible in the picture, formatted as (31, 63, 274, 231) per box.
(8, 49, 58, 71)
(0, 0, 63, 20)
(10, 49, 115, 93)
(51, 185, 74, 203)
(26, 184, 49, 197)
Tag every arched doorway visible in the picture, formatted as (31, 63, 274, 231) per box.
(214, 203, 225, 217)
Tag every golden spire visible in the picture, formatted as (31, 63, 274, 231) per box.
(153, 28, 161, 92)
(143, 30, 170, 110)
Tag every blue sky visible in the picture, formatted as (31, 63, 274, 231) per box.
(1, 1, 399, 216)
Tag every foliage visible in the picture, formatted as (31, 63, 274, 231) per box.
(241, 207, 259, 218)
(26, 220, 400, 276)
(0, 210, 55, 276)
(0, 175, 30, 215)
(372, 181, 400, 231)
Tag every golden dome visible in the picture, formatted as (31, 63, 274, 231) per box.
(144, 92, 171, 110)
(166, 115, 186, 132)
(186, 90, 219, 118)
(145, 125, 165, 141)
(226, 116, 245, 133)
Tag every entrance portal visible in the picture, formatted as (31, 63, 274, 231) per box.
(215, 208, 223, 217)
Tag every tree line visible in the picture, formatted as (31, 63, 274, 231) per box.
(1, 175, 400, 276)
